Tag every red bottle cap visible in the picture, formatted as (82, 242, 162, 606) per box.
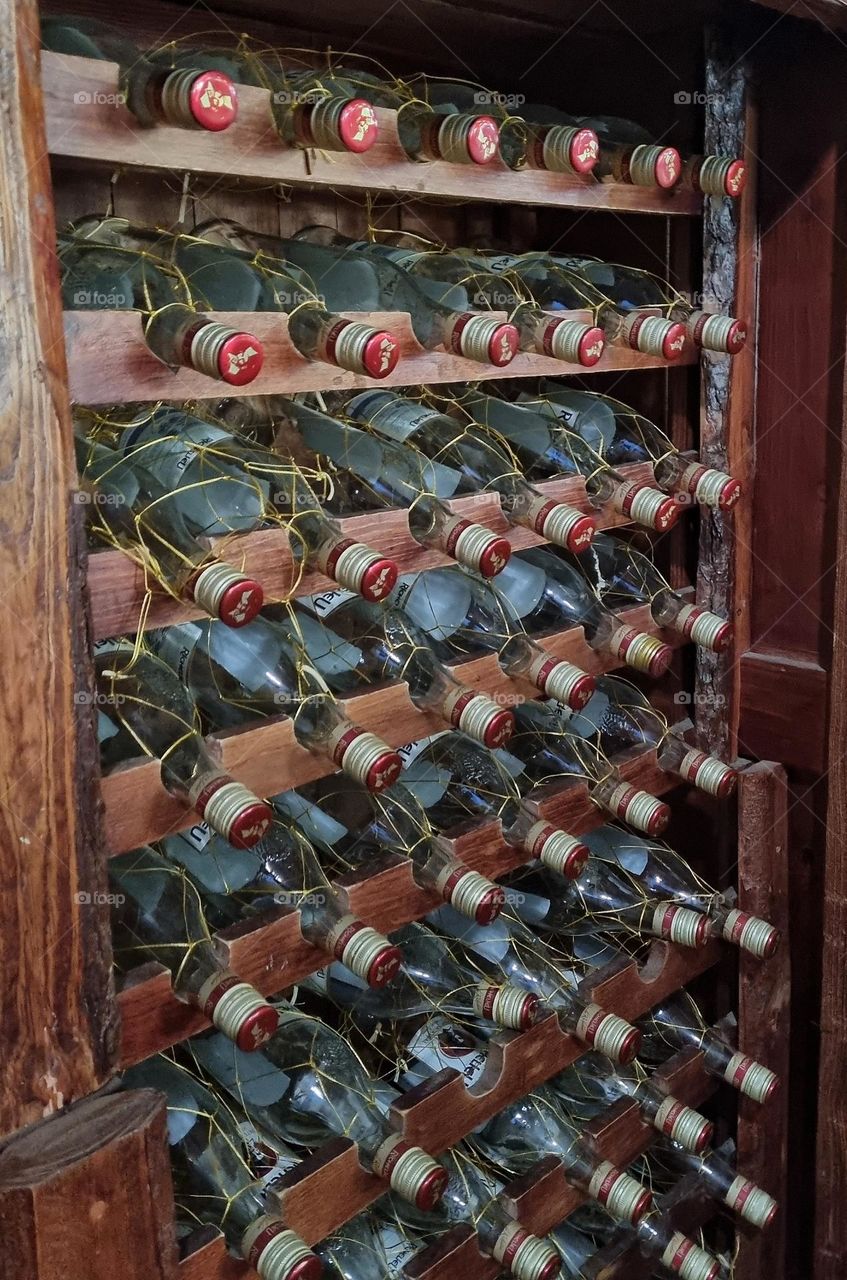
(564, 841, 591, 878)
(360, 557, 398, 602)
(287, 1259, 324, 1280)
(723, 319, 748, 355)
(365, 750, 403, 792)
(564, 512, 598, 553)
(488, 322, 520, 366)
(367, 944, 403, 988)
(577, 325, 606, 366)
(361, 329, 401, 378)
(476, 885, 506, 926)
(632, 1188, 655, 1223)
(538, 1257, 563, 1280)
(517, 992, 541, 1029)
(655, 145, 682, 188)
(619, 1026, 642, 1064)
(229, 800, 275, 850)
(570, 672, 598, 710)
(408, 1164, 448, 1212)
(337, 98, 380, 152)
(216, 331, 265, 385)
(218, 578, 264, 627)
(466, 115, 500, 164)
(235, 1002, 281, 1053)
(716, 475, 743, 507)
(569, 127, 600, 174)
(479, 534, 513, 578)
(662, 321, 689, 361)
(646, 801, 672, 836)
(187, 70, 239, 131)
(655, 494, 683, 530)
(724, 158, 748, 196)
(481, 707, 516, 750)
(712, 620, 734, 653)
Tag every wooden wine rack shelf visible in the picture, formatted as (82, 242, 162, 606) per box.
(64, 309, 697, 406)
(176, 1027, 718, 1273)
(43, 52, 702, 217)
(87, 461, 658, 639)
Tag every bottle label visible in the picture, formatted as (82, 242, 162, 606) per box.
(161, 827, 260, 890)
(146, 622, 203, 682)
(347, 390, 443, 443)
(119, 416, 234, 485)
(288, 608, 362, 680)
(405, 1015, 489, 1088)
(396, 730, 450, 770)
(297, 587, 358, 618)
(374, 1222, 421, 1276)
(237, 1119, 300, 1190)
(270, 790, 349, 849)
(486, 252, 523, 272)
(427, 902, 512, 963)
(395, 570, 473, 643)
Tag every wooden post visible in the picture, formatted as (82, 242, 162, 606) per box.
(736, 763, 790, 1280)
(0, 0, 117, 1134)
(0, 1090, 178, 1280)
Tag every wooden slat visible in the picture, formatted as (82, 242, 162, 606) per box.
(100, 604, 687, 853)
(43, 53, 701, 217)
(63, 308, 697, 406)
(0, 0, 118, 1137)
(738, 651, 827, 773)
(86, 461, 657, 640)
(0, 1089, 178, 1280)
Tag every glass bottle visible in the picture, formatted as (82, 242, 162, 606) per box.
(111, 846, 279, 1048)
(199, 219, 521, 367)
(90, 402, 398, 601)
(148, 616, 401, 793)
(58, 231, 264, 385)
(187, 1010, 448, 1210)
(450, 387, 680, 532)
(123, 1054, 322, 1280)
(158, 817, 402, 988)
(577, 534, 733, 653)
(550, 1050, 714, 1154)
(218, 394, 511, 576)
(281, 595, 515, 748)
(395, 729, 592, 878)
(650, 1142, 778, 1230)
(490, 549, 674, 677)
(390, 565, 598, 708)
(94, 637, 272, 848)
(510, 383, 741, 506)
(41, 17, 239, 131)
(274, 774, 504, 925)
(347, 70, 501, 165)
(504, 699, 672, 836)
(551, 1204, 722, 1280)
(75, 432, 264, 627)
(581, 825, 779, 960)
(341, 388, 596, 553)
(636, 990, 779, 1103)
(520, 107, 682, 190)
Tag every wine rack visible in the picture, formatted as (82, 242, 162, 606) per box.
(0, 2, 808, 1280)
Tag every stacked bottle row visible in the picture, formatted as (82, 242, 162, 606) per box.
(45, 19, 745, 199)
(59, 216, 746, 383)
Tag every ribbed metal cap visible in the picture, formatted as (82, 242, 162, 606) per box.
(330, 725, 402, 791)
(188, 322, 264, 385)
(191, 773, 272, 848)
(372, 1134, 449, 1208)
(675, 603, 734, 652)
(243, 1218, 323, 1280)
(474, 982, 539, 1029)
(532, 123, 599, 175)
(436, 862, 504, 924)
(678, 748, 738, 797)
(159, 68, 238, 131)
(525, 494, 596, 552)
(328, 915, 403, 986)
(651, 903, 710, 947)
(318, 537, 397, 600)
(602, 781, 670, 835)
(661, 1233, 720, 1280)
(323, 319, 401, 377)
(444, 515, 511, 577)
(724, 1052, 780, 1102)
(676, 461, 742, 509)
(695, 154, 748, 198)
(197, 973, 279, 1051)
(725, 1176, 779, 1229)
(720, 909, 780, 959)
(613, 481, 681, 531)
(191, 561, 263, 627)
(541, 317, 606, 366)
(576, 1002, 640, 1062)
(689, 310, 748, 355)
(451, 313, 519, 365)
(588, 1161, 652, 1223)
(627, 143, 681, 188)
(493, 1222, 561, 1280)
(524, 819, 590, 878)
(654, 1095, 714, 1152)
(608, 625, 673, 676)
(623, 312, 688, 360)
(304, 96, 379, 153)
(526, 652, 596, 708)
(435, 113, 500, 164)
(442, 686, 514, 747)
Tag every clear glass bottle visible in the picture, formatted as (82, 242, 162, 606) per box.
(491, 549, 674, 677)
(581, 824, 779, 960)
(94, 637, 272, 848)
(90, 402, 398, 601)
(274, 771, 505, 923)
(505, 699, 672, 836)
(201, 219, 521, 367)
(652, 1142, 778, 1230)
(220, 394, 511, 577)
(158, 817, 402, 988)
(577, 534, 733, 653)
(395, 729, 591, 879)
(348, 71, 501, 165)
(123, 1054, 322, 1280)
(550, 1050, 714, 1153)
(451, 387, 680, 531)
(41, 18, 239, 131)
(509, 384, 742, 507)
(429, 901, 641, 1063)
(280, 595, 515, 749)
(551, 1204, 722, 1280)
(390, 565, 597, 709)
(110, 846, 278, 1048)
(75, 433, 264, 627)
(520, 107, 682, 190)
(148, 616, 401, 793)
(187, 1010, 448, 1210)
(58, 231, 264, 385)
(341, 389, 597, 553)
(636, 990, 780, 1103)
